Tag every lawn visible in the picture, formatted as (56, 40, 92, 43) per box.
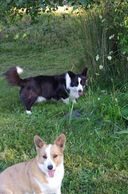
(0, 13, 128, 194)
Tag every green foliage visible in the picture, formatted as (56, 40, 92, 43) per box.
(0, 83, 128, 193)
(100, 0, 128, 53)
(0, 0, 96, 23)
(102, 0, 128, 83)
(0, 13, 128, 193)
(0, 1, 127, 87)
(0, 0, 62, 23)
(79, 0, 128, 87)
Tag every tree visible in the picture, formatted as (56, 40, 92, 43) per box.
(0, 0, 94, 23)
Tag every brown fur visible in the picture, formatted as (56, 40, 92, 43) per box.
(0, 134, 66, 194)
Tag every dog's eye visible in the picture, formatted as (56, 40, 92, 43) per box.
(80, 79, 85, 85)
(53, 154, 58, 159)
(43, 155, 47, 159)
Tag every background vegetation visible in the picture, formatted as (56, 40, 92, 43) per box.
(0, 0, 128, 193)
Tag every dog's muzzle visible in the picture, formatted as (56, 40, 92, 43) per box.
(78, 90, 84, 96)
(47, 164, 55, 177)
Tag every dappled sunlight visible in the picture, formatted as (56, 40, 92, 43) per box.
(55, 5, 73, 14)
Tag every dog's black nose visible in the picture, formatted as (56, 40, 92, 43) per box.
(78, 89, 83, 96)
(78, 89, 82, 93)
(48, 165, 53, 170)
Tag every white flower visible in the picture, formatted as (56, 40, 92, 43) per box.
(101, 19, 105, 23)
(96, 54, 100, 61)
(109, 51, 113, 55)
(87, 4, 91, 8)
(101, 90, 106, 93)
(107, 55, 112, 60)
(115, 98, 118, 102)
(99, 65, 103, 70)
(122, 51, 126, 55)
(109, 34, 115, 40)
(99, 15, 102, 19)
(22, 33, 27, 38)
(98, 97, 100, 101)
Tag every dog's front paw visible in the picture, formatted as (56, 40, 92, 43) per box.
(72, 99, 77, 104)
(26, 110, 32, 115)
(62, 98, 70, 104)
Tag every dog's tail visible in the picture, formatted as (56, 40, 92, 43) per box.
(4, 66, 24, 87)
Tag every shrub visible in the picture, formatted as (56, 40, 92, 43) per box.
(79, 0, 128, 88)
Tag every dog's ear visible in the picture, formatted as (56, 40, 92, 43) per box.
(68, 71, 75, 78)
(65, 71, 75, 89)
(81, 67, 88, 77)
(34, 135, 46, 149)
(54, 134, 66, 151)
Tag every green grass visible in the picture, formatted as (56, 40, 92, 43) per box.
(0, 13, 128, 194)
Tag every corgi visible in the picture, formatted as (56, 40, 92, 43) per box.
(0, 134, 66, 194)
(5, 66, 88, 114)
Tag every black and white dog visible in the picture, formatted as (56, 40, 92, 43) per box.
(5, 67, 88, 114)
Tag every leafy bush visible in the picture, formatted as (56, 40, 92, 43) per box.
(0, 0, 127, 88)
(79, 0, 128, 87)
(0, 0, 63, 23)
(0, 0, 95, 23)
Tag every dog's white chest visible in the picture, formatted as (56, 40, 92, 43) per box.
(34, 165, 64, 194)
(69, 88, 79, 99)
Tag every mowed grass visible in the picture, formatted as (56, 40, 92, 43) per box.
(0, 13, 128, 193)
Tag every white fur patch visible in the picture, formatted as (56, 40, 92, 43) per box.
(25, 193, 36, 194)
(62, 98, 70, 104)
(65, 73, 71, 89)
(72, 99, 77, 103)
(35, 144, 64, 194)
(16, 66, 23, 74)
(38, 145, 56, 176)
(26, 110, 32, 115)
(34, 162, 64, 194)
(36, 96, 46, 103)
(65, 73, 84, 101)
(78, 77, 83, 90)
(69, 77, 83, 100)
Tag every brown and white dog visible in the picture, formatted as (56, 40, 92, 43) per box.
(0, 134, 66, 194)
